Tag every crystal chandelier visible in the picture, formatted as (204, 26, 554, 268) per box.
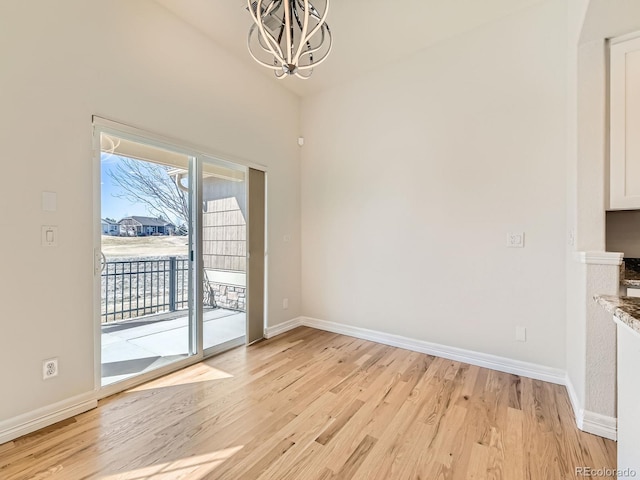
(247, 0, 332, 79)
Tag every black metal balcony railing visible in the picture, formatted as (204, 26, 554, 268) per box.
(101, 257, 189, 323)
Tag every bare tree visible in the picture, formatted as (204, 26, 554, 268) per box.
(107, 157, 188, 224)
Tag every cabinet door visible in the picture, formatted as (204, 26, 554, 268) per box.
(617, 322, 640, 470)
(610, 35, 640, 210)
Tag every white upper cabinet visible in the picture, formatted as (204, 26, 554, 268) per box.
(610, 35, 640, 210)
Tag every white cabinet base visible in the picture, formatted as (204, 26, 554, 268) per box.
(617, 321, 640, 470)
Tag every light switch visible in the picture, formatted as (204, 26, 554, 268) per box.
(42, 192, 57, 212)
(516, 326, 527, 342)
(42, 226, 58, 247)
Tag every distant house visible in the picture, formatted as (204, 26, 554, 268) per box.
(118, 216, 176, 236)
(101, 218, 120, 236)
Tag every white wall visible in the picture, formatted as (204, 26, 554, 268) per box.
(0, 0, 301, 422)
(564, 0, 591, 423)
(573, 2, 640, 252)
(301, 0, 567, 368)
(565, 0, 640, 435)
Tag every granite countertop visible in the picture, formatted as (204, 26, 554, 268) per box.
(621, 258, 640, 287)
(595, 295, 640, 335)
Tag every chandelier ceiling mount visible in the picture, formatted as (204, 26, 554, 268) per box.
(247, 0, 332, 80)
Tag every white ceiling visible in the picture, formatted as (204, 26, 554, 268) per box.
(155, 0, 546, 97)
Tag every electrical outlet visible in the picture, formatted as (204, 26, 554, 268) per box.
(507, 232, 525, 248)
(43, 358, 58, 379)
(283, 298, 289, 309)
(516, 327, 527, 342)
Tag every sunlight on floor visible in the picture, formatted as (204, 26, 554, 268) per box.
(97, 446, 244, 480)
(130, 364, 235, 391)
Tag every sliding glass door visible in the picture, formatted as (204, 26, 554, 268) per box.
(95, 123, 259, 391)
(98, 132, 197, 386)
(199, 158, 248, 354)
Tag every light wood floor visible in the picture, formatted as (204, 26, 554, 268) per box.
(0, 327, 616, 479)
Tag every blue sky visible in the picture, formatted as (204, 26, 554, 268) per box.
(101, 153, 152, 221)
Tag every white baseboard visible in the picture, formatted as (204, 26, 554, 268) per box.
(582, 411, 617, 440)
(564, 376, 617, 440)
(264, 317, 303, 339)
(565, 375, 583, 427)
(299, 316, 566, 384)
(269, 316, 618, 440)
(0, 391, 97, 445)
(0, 318, 305, 446)
(3, 319, 617, 446)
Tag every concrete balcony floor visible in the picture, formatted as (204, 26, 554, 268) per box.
(101, 308, 245, 385)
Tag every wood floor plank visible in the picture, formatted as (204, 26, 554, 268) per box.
(504, 407, 525, 480)
(0, 327, 616, 480)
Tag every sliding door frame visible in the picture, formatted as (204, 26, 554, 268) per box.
(92, 117, 267, 398)
(247, 168, 266, 345)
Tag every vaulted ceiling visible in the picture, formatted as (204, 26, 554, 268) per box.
(155, 0, 547, 97)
